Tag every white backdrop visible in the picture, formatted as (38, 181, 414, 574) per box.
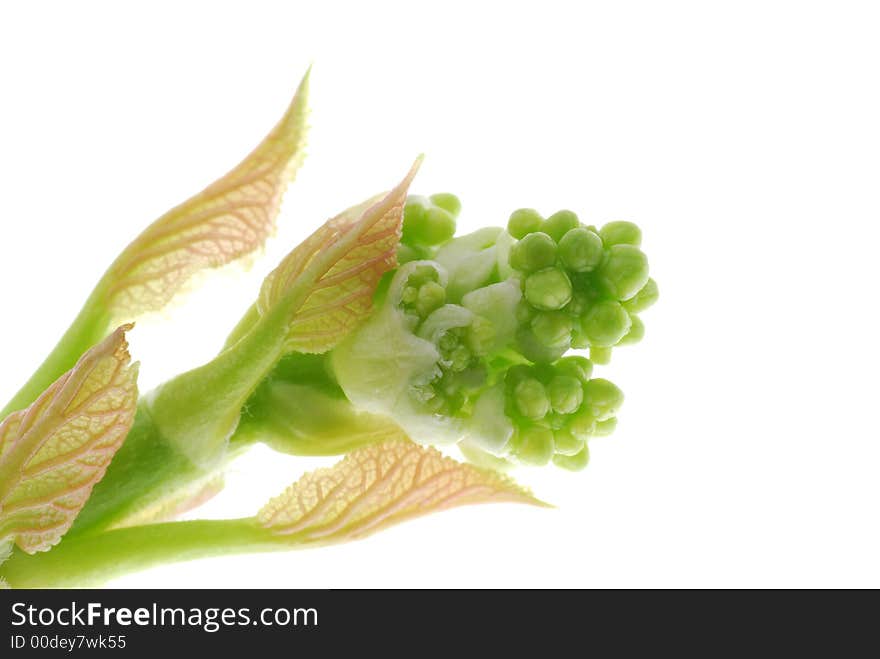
(1, 1, 878, 588)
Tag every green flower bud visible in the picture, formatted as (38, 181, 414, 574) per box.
(589, 346, 612, 364)
(402, 196, 456, 246)
(596, 244, 649, 301)
(553, 429, 584, 456)
(542, 210, 580, 242)
(396, 243, 424, 265)
(583, 378, 624, 421)
(548, 375, 584, 414)
(618, 314, 645, 345)
(514, 378, 551, 420)
(515, 425, 555, 466)
(599, 220, 642, 247)
(567, 410, 596, 439)
(558, 227, 604, 273)
(594, 417, 618, 436)
(581, 300, 631, 347)
(623, 277, 659, 313)
(415, 281, 446, 318)
(429, 193, 462, 218)
(531, 311, 573, 348)
(524, 267, 572, 310)
(516, 326, 569, 364)
(555, 355, 593, 382)
(507, 208, 544, 239)
(553, 445, 590, 471)
(509, 231, 557, 272)
(401, 285, 418, 305)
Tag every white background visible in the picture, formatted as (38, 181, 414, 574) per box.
(1, 1, 878, 588)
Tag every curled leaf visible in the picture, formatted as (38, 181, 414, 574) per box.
(102, 70, 310, 318)
(0, 325, 138, 553)
(258, 436, 545, 543)
(258, 156, 422, 353)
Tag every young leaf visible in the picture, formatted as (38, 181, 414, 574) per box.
(102, 70, 311, 318)
(258, 436, 545, 543)
(258, 156, 422, 353)
(0, 325, 138, 553)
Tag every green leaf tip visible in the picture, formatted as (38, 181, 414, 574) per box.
(258, 435, 545, 544)
(258, 156, 422, 353)
(101, 69, 311, 319)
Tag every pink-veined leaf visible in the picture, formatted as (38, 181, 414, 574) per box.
(0, 325, 138, 553)
(258, 436, 545, 544)
(257, 157, 422, 353)
(102, 70, 310, 318)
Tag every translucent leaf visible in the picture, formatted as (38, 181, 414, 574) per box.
(258, 157, 422, 353)
(0, 325, 138, 553)
(103, 71, 310, 318)
(258, 436, 545, 543)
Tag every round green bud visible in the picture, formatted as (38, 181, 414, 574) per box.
(581, 300, 631, 347)
(548, 375, 584, 414)
(402, 196, 456, 246)
(507, 208, 544, 239)
(509, 232, 557, 273)
(623, 278, 659, 313)
(516, 326, 569, 364)
(589, 346, 612, 364)
(618, 314, 645, 346)
(396, 243, 423, 265)
(401, 285, 418, 305)
(594, 417, 618, 437)
(424, 207, 457, 245)
(542, 210, 580, 243)
(558, 227, 604, 273)
(583, 378, 624, 421)
(515, 299, 536, 324)
(515, 426, 555, 466)
(524, 267, 572, 310)
(429, 193, 462, 218)
(567, 410, 596, 439)
(555, 355, 593, 383)
(597, 244, 650, 301)
(514, 378, 551, 420)
(553, 429, 584, 456)
(403, 195, 429, 225)
(599, 220, 642, 247)
(415, 281, 446, 318)
(553, 445, 589, 471)
(531, 312, 573, 348)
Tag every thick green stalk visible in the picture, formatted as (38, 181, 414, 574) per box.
(0, 286, 111, 419)
(0, 518, 282, 588)
(67, 405, 209, 537)
(68, 354, 383, 538)
(146, 303, 293, 468)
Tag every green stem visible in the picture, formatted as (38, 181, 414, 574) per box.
(1, 286, 110, 419)
(67, 405, 207, 537)
(146, 303, 291, 468)
(69, 355, 381, 538)
(0, 518, 283, 588)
